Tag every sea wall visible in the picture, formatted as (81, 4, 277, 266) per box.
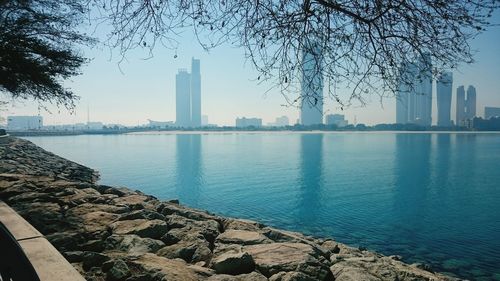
(0, 136, 459, 281)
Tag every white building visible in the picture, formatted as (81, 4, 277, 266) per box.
(236, 117, 262, 128)
(325, 114, 348, 127)
(7, 116, 43, 130)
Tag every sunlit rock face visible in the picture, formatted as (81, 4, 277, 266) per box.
(0, 136, 459, 281)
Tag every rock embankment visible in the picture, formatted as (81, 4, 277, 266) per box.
(0, 137, 460, 281)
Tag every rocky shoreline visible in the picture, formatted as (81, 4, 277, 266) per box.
(0, 136, 460, 281)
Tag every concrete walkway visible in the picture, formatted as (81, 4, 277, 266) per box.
(0, 201, 85, 281)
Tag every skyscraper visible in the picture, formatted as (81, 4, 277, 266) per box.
(436, 72, 453, 127)
(191, 58, 201, 127)
(300, 40, 323, 125)
(466, 85, 477, 120)
(456, 86, 466, 126)
(395, 57, 432, 126)
(176, 69, 191, 127)
(175, 58, 202, 128)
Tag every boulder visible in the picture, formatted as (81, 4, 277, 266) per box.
(128, 253, 210, 280)
(330, 265, 382, 281)
(222, 219, 264, 232)
(207, 272, 268, 281)
(82, 251, 110, 270)
(156, 238, 212, 263)
(110, 219, 168, 239)
(244, 242, 332, 280)
(105, 234, 165, 254)
(106, 259, 131, 281)
(270, 271, 317, 281)
(216, 229, 272, 245)
(211, 251, 255, 275)
(81, 211, 120, 233)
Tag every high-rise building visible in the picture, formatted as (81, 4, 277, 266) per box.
(191, 58, 201, 127)
(300, 40, 323, 125)
(176, 69, 191, 127)
(466, 85, 477, 120)
(436, 72, 453, 127)
(485, 107, 500, 119)
(175, 58, 202, 128)
(456, 86, 466, 126)
(395, 57, 432, 126)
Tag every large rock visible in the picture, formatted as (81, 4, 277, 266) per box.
(216, 229, 272, 245)
(106, 259, 131, 281)
(270, 271, 317, 281)
(128, 253, 212, 280)
(105, 234, 165, 254)
(244, 242, 332, 280)
(110, 219, 168, 239)
(207, 272, 267, 281)
(81, 211, 120, 233)
(211, 251, 255, 275)
(156, 238, 212, 263)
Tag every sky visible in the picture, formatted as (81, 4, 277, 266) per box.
(3, 11, 500, 127)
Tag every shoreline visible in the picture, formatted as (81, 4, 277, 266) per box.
(0, 136, 461, 280)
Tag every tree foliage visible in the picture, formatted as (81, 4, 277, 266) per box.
(95, 0, 499, 108)
(0, 0, 95, 108)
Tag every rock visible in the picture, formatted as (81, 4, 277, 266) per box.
(244, 242, 330, 279)
(321, 240, 340, 254)
(119, 209, 165, 221)
(112, 195, 156, 210)
(156, 238, 212, 263)
(222, 219, 264, 232)
(270, 271, 317, 281)
(63, 251, 85, 263)
(216, 229, 272, 245)
(211, 251, 255, 275)
(106, 259, 131, 281)
(330, 265, 382, 281)
(207, 272, 267, 281)
(82, 251, 110, 270)
(105, 234, 165, 254)
(129, 253, 210, 280)
(110, 219, 168, 239)
(81, 211, 120, 233)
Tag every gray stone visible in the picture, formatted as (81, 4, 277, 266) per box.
(211, 251, 255, 275)
(110, 219, 168, 239)
(106, 259, 131, 281)
(216, 229, 272, 245)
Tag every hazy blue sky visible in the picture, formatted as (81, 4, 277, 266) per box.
(4, 12, 500, 126)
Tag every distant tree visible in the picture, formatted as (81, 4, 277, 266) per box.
(95, 0, 498, 108)
(0, 0, 95, 109)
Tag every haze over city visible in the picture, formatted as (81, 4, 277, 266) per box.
(4, 11, 500, 127)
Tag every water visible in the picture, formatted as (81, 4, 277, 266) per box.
(24, 132, 500, 280)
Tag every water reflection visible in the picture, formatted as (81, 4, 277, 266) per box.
(393, 133, 431, 226)
(297, 133, 324, 226)
(175, 134, 202, 205)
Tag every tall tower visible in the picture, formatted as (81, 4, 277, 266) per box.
(300, 40, 323, 125)
(191, 58, 201, 127)
(466, 85, 477, 120)
(436, 72, 453, 127)
(414, 54, 432, 126)
(396, 64, 410, 124)
(176, 69, 191, 127)
(456, 86, 466, 126)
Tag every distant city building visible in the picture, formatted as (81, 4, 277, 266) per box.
(176, 69, 191, 127)
(395, 55, 432, 126)
(236, 117, 262, 128)
(456, 85, 466, 126)
(148, 119, 174, 128)
(465, 85, 477, 120)
(300, 40, 323, 125)
(7, 116, 43, 130)
(456, 85, 477, 126)
(485, 107, 500, 119)
(325, 114, 348, 127)
(436, 72, 453, 127)
(268, 116, 289, 127)
(191, 58, 201, 127)
(87, 122, 103, 130)
(201, 115, 209, 126)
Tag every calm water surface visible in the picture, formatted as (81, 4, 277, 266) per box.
(25, 132, 500, 280)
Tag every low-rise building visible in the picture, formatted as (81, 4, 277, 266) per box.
(325, 114, 348, 127)
(236, 117, 262, 128)
(7, 116, 43, 130)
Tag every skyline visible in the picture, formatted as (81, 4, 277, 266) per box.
(3, 13, 500, 126)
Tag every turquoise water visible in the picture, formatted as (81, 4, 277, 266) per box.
(25, 133, 500, 280)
